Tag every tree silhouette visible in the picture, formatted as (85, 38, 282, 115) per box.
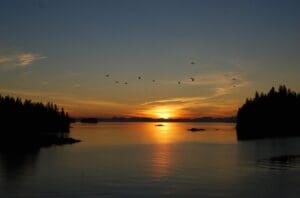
(236, 85, 300, 140)
(0, 95, 78, 148)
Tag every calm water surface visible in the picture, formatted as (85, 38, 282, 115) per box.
(1, 122, 300, 198)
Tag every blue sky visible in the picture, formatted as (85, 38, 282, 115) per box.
(0, 0, 300, 117)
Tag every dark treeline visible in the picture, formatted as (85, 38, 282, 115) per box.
(236, 85, 300, 140)
(0, 95, 70, 134)
(0, 95, 80, 148)
(81, 118, 98, 123)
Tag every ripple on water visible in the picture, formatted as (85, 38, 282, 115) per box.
(257, 154, 300, 171)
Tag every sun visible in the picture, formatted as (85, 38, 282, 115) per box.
(156, 112, 171, 119)
(143, 106, 177, 119)
(153, 107, 174, 119)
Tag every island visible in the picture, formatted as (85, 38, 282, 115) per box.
(236, 85, 300, 140)
(81, 118, 98, 123)
(0, 95, 80, 149)
(188, 128, 206, 132)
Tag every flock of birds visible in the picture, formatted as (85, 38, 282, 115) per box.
(104, 61, 240, 88)
(105, 61, 198, 85)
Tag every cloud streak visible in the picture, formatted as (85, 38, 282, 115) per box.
(169, 71, 247, 87)
(0, 52, 46, 70)
(141, 71, 249, 117)
(141, 94, 240, 118)
(146, 71, 248, 105)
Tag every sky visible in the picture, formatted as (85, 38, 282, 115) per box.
(0, 0, 300, 118)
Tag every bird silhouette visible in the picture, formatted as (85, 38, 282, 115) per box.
(190, 77, 195, 81)
(115, 81, 119, 84)
(178, 81, 181, 84)
(124, 82, 128, 85)
(105, 74, 110, 77)
(138, 76, 142, 80)
(190, 61, 195, 65)
(152, 80, 155, 82)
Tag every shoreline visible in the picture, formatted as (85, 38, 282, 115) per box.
(0, 134, 81, 150)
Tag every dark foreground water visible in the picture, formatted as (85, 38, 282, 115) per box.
(1, 122, 299, 198)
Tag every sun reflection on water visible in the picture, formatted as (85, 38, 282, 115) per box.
(150, 143, 172, 179)
(152, 123, 174, 144)
(71, 122, 237, 146)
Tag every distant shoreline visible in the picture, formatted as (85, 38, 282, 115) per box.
(75, 117, 236, 123)
(0, 134, 80, 150)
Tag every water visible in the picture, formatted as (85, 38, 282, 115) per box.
(1, 122, 300, 198)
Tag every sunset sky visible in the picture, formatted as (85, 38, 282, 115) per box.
(0, 0, 300, 118)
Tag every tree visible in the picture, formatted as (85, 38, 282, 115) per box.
(236, 85, 300, 140)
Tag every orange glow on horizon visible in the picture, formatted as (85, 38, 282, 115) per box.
(68, 105, 238, 119)
(145, 106, 177, 119)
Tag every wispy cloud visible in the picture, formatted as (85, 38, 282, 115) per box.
(169, 71, 247, 87)
(141, 71, 250, 117)
(141, 94, 240, 117)
(0, 56, 12, 64)
(166, 71, 249, 96)
(142, 96, 210, 106)
(17, 53, 46, 66)
(0, 52, 46, 70)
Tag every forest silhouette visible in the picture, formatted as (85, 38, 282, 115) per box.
(236, 85, 300, 140)
(0, 95, 79, 148)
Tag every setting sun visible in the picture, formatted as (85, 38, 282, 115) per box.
(1, 1, 299, 197)
(152, 107, 174, 119)
(157, 112, 170, 119)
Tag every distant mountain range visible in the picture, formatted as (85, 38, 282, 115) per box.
(74, 116, 236, 123)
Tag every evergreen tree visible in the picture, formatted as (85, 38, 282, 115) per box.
(236, 85, 300, 140)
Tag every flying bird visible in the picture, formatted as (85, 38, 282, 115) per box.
(152, 80, 155, 83)
(105, 74, 110, 77)
(138, 76, 142, 80)
(190, 61, 195, 65)
(190, 77, 195, 81)
(124, 82, 128, 85)
(178, 81, 181, 84)
(115, 81, 119, 84)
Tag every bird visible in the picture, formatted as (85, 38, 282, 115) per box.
(190, 61, 195, 65)
(190, 77, 195, 81)
(138, 76, 142, 80)
(105, 74, 110, 77)
(124, 82, 128, 85)
(115, 81, 119, 84)
(152, 80, 155, 83)
(178, 81, 181, 84)
(232, 78, 237, 81)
